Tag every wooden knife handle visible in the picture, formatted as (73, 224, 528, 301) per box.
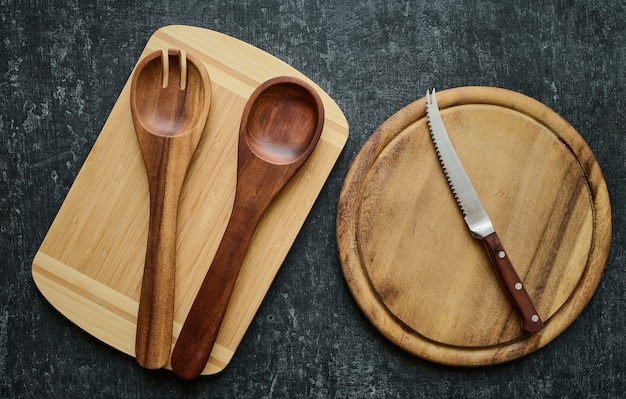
(481, 232, 544, 333)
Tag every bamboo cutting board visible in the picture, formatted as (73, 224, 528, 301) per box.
(32, 25, 349, 374)
(336, 87, 611, 366)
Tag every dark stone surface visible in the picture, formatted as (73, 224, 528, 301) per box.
(1, 0, 625, 397)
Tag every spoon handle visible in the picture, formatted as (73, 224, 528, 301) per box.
(170, 194, 266, 380)
(135, 138, 186, 369)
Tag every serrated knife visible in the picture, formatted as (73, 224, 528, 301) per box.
(425, 88, 544, 333)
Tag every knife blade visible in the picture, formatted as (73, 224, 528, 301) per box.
(425, 88, 544, 333)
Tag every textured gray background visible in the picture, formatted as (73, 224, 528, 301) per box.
(1, 0, 625, 397)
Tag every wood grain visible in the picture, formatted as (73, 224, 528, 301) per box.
(336, 86, 611, 366)
(31, 25, 349, 375)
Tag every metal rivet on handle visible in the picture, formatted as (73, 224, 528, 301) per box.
(498, 251, 506, 259)
(531, 315, 540, 323)
(515, 282, 523, 291)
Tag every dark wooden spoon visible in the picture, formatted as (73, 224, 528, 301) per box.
(170, 76, 324, 379)
(130, 48, 211, 369)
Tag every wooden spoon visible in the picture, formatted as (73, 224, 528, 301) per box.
(130, 48, 211, 369)
(170, 76, 324, 379)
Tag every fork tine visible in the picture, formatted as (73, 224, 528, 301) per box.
(160, 49, 169, 88)
(162, 48, 187, 91)
(178, 49, 187, 90)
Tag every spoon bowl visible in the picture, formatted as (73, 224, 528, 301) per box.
(244, 81, 321, 164)
(171, 76, 324, 380)
(130, 48, 211, 369)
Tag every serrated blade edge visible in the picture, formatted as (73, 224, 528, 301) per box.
(425, 89, 494, 238)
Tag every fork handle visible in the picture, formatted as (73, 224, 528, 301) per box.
(135, 135, 190, 369)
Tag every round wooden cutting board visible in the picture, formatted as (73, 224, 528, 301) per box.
(336, 86, 611, 366)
